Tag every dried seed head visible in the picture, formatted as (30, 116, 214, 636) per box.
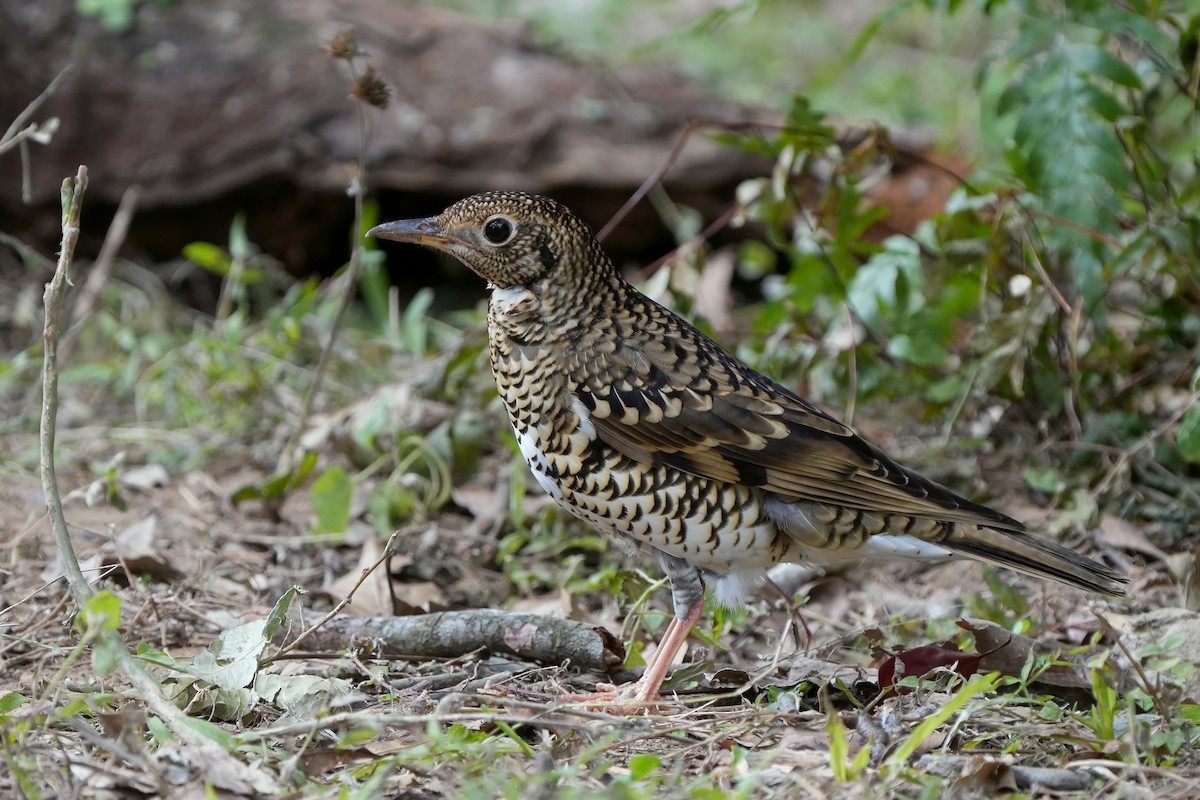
(324, 28, 362, 60)
(351, 66, 391, 109)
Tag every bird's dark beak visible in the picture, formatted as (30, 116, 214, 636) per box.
(366, 217, 444, 245)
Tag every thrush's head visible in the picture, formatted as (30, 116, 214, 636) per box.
(368, 191, 604, 290)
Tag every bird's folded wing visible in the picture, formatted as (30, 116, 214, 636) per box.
(574, 343, 1024, 534)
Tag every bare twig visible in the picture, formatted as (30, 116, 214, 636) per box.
(1, 65, 70, 146)
(40, 165, 207, 746)
(279, 35, 382, 472)
(262, 528, 400, 664)
(0, 118, 55, 158)
(41, 167, 90, 608)
(627, 203, 741, 283)
(1092, 390, 1200, 497)
(1062, 300, 1085, 441)
(241, 707, 624, 745)
(60, 184, 142, 365)
(843, 302, 858, 427)
(597, 119, 703, 243)
(80, 185, 141, 315)
(2, 66, 71, 203)
(1024, 208, 1123, 250)
(1021, 229, 1072, 315)
(596, 116, 916, 243)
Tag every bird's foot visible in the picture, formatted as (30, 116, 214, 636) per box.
(558, 680, 667, 714)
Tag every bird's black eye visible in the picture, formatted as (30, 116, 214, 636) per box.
(483, 216, 514, 245)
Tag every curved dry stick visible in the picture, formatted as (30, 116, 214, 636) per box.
(262, 528, 401, 665)
(41, 168, 90, 607)
(596, 119, 703, 243)
(41, 166, 209, 745)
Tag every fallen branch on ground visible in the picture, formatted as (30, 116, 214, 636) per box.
(300, 610, 626, 674)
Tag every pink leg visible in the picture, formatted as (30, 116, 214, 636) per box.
(632, 596, 704, 701)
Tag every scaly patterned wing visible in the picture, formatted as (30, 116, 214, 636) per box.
(569, 320, 1024, 534)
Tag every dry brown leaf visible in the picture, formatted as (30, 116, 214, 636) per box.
(877, 644, 981, 694)
(96, 704, 148, 755)
(960, 619, 1094, 694)
(1124, 608, 1200, 699)
(365, 732, 424, 757)
(694, 249, 735, 335)
(300, 383, 454, 467)
(200, 575, 256, 606)
(949, 757, 1019, 795)
(391, 580, 447, 614)
(109, 516, 185, 581)
(1173, 550, 1200, 610)
(324, 537, 447, 615)
(325, 537, 392, 616)
(777, 655, 867, 688)
(67, 761, 159, 795)
(509, 587, 573, 618)
(75, 552, 107, 585)
(155, 743, 279, 796)
(115, 515, 158, 554)
(299, 747, 374, 777)
(452, 483, 506, 523)
(1097, 514, 1169, 562)
(770, 727, 832, 770)
(910, 729, 949, 758)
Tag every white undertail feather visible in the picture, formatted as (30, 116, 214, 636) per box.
(863, 535, 956, 560)
(709, 569, 767, 609)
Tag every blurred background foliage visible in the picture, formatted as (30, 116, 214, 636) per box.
(416, 0, 1005, 142)
(392, 0, 1200, 537)
(28, 0, 1200, 538)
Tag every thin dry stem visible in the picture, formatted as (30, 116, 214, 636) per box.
(263, 528, 400, 664)
(1093, 609, 1173, 723)
(628, 203, 740, 283)
(1063, 300, 1085, 441)
(39, 165, 207, 746)
(281, 45, 378, 471)
(595, 115, 835, 243)
(41, 167, 90, 608)
(1021, 229, 1072, 315)
(241, 707, 620, 745)
(60, 184, 142, 366)
(1, 66, 71, 145)
(597, 119, 703, 242)
(1093, 389, 1200, 497)
(2, 66, 72, 203)
(843, 302, 858, 427)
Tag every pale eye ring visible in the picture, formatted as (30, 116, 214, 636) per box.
(483, 216, 515, 245)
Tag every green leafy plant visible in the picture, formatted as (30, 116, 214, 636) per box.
(708, 0, 1199, 526)
(311, 465, 353, 535)
(183, 213, 288, 322)
(77, 0, 173, 32)
(827, 702, 871, 782)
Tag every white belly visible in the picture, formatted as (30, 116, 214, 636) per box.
(515, 425, 563, 500)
